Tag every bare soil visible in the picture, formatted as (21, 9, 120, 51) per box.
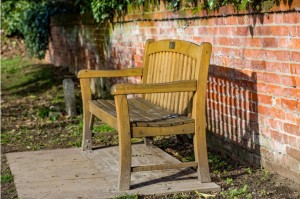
(1, 38, 299, 199)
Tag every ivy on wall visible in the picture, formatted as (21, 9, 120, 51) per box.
(79, 0, 287, 23)
(2, 0, 78, 59)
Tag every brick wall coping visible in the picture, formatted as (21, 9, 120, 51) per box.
(51, 0, 300, 26)
(119, 0, 300, 23)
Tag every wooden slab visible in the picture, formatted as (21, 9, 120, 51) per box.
(6, 144, 220, 199)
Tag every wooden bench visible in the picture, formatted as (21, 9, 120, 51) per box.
(78, 39, 212, 191)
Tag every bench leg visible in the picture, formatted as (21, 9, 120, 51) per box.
(82, 111, 93, 151)
(115, 95, 132, 191)
(194, 120, 211, 183)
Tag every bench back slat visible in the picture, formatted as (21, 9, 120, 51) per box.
(142, 39, 211, 116)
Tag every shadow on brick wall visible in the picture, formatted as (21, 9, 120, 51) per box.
(206, 64, 260, 167)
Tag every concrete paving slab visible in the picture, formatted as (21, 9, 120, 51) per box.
(6, 144, 220, 199)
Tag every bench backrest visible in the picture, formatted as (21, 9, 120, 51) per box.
(142, 39, 212, 117)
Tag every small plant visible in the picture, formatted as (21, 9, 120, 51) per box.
(261, 169, 270, 180)
(226, 177, 234, 185)
(259, 189, 267, 197)
(1, 173, 14, 183)
(221, 184, 251, 199)
(37, 107, 50, 118)
(93, 124, 114, 133)
(114, 193, 138, 199)
(208, 153, 228, 171)
(245, 167, 253, 174)
(182, 154, 195, 162)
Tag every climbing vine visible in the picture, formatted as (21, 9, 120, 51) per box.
(83, 0, 285, 23)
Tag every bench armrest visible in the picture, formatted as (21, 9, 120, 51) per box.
(111, 80, 197, 95)
(77, 68, 143, 79)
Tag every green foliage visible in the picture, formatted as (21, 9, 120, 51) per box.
(1, 174, 14, 183)
(93, 124, 114, 133)
(38, 107, 51, 118)
(114, 193, 138, 199)
(221, 185, 252, 199)
(22, 3, 51, 58)
(226, 177, 234, 185)
(245, 167, 253, 174)
(203, 0, 252, 10)
(1, 0, 31, 36)
(22, 2, 68, 59)
(82, 0, 283, 23)
(208, 153, 228, 171)
(2, 1, 75, 59)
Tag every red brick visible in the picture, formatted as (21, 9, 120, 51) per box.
(288, 25, 298, 37)
(278, 38, 289, 48)
(291, 52, 300, 62)
(218, 27, 233, 35)
(275, 50, 291, 61)
(217, 37, 229, 46)
(207, 27, 218, 35)
(284, 123, 300, 136)
(286, 147, 300, 161)
(196, 27, 208, 35)
(225, 16, 237, 25)
(262, 13, 273, 24)
(270, 129, 284, 143)
(262, 38, 278, 48)
(272, 26, 289, 36)
(268, 118, 284, 131)
(293, 76, 300, 88)
(257, 94, 272, 105)
(281, 98, 298, 111)
(256, 83, 283, 96)
(291, 38, 300, 49)
(290, 64, 300, 75)
(265, 62, 290, 74)
(255, 26, 272, 36)
(284, 87, 300, 99)
(284, 134, 299, 149)
(237, 16, 245, 25)
(283, 12, 300, 23)
(280, 75, 297, 87)
(258, 105, 270, 116)
(257, 71, 282, 84)
(214, 17, 224, 25)
(244, 49, 262, 59)
(269, 107, 286, 120)
(228, 37, 243, 47)
(262, 50, 276, 61)
(273, 13, 284, 23)
(244, 38, 262, 47)
(236, 27, 248, 36)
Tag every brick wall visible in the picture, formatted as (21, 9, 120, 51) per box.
(47, 1, 300, 183)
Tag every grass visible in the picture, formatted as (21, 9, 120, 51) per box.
(1, 57, 56, 96)
(114, 194, 138, 199)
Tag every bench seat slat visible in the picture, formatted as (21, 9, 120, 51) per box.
(90, 98, 194, 129)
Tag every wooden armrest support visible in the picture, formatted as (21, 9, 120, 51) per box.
(111, 80, 197, 95)
(77, 68, 143, 79)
